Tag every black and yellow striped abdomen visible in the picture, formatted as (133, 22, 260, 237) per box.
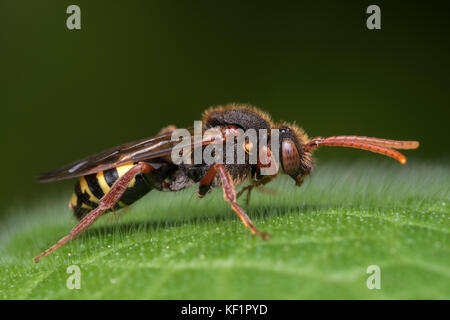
(69, 164, 153, 220)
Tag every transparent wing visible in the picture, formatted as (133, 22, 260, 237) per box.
(38, 127, 223, 182)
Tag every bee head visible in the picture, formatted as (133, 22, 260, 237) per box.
(277, 124, 313, 186)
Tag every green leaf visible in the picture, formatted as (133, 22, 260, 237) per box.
(1, 160, 449, 299)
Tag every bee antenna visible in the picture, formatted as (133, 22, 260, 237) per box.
(305, 136, 420, 165)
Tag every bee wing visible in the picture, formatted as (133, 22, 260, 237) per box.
(38, 127, 223, 182)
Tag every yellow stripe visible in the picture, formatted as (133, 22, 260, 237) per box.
(96, 171, 111, 195)
(69, 193, 78, 209)
(116, 164, 137, 188)
(81, 203, 94, 209)
(80, 176, 100, 203)
(75, 165, 137, 211)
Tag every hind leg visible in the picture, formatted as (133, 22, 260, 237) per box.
(34, 162, 154, 263)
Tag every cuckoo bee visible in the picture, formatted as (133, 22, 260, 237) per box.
(34, 104, 419, 262)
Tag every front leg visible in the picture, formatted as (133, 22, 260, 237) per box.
(238, 145, 278, 204)
(199, 164, 269, 239)
(237, 175, 276, 204)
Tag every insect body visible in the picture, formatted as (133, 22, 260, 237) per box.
(69, 161, 173, 219)
(34, 104, 419, 262)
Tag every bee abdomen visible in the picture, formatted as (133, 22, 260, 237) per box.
(69, 164, 152, 220)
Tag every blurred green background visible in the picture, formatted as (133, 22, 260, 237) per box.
(1, 0, 449, 217)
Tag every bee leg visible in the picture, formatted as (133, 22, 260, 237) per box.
(197, 165, 217, 198)
(212, 164, 269, 240)
(255, 185, 277, 195)
(105, 205, 129, 222)
(237, 184, 254, 205)
(33, 162, 153, 263)
(237, 145, 278, 204)
(111, 207, 118, 219)
(244, 187, 253, 205)
(237, 176, 276, 205)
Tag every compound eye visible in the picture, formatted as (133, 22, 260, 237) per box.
(281, 139, 300, 176)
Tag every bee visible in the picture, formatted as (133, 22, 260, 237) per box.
(34, 104, 419, 262)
